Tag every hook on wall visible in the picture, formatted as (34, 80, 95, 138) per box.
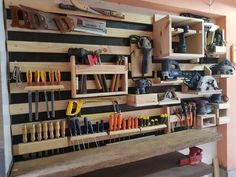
(208, 0, 216, 8)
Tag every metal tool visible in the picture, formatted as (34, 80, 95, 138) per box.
(130, 35, 152, 75)
(161, 59, 182, 80)
(197, 76, 218, 91)
(158, 88, 178, 102)
(70, 16, 107, 35)
(210, 59, 235, 75)
(133, 78, 152, 94)
(184, 72, 202, 90)
(210, 93, 228, 103)
(10, 62, 23, 87)
(26, 70, 33, 122)
(41, 71, 50, 118)
(179, 147, 203, 166)
(197, 99, 213, 115)
(88, 120, 99, 147)
(174, 25, 189, 53)
(34, 70, 40, 120)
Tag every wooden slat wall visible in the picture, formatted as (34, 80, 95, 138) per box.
(5, 0, 217, 161)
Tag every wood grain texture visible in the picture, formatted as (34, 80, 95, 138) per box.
(7, 41, 130, 54)
(7, 20, 153, 39)
(11, 129, 221, 177)
(4, 0, 152, 24)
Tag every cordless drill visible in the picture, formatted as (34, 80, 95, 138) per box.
(175, 25, 189, 53)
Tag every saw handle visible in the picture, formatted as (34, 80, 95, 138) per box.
(142, 48, 151, 74)
(66, 100, 85, 116)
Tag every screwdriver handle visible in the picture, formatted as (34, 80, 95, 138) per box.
(49, 122, 54, 139)
(26, 70, 32, 86)
(34, 70, 40, 85)
(127, 118, 131, 129)
(96, 121, 99, 133)
(75, 118, 82, 135)
(42, 122, 48, 140)
(109, 114, 114, 131)
(60, 120, 66, 137)
(131, 117, 134, 129)
(100, 120, 104, 132)
(22, 125, 28, 143)
(49, 70, 54, 85)
(30, 124, 36, 142)
(122, 119, 126, 130)
(36, 123, 42, 141)
(138, 118, 143, 127)
(117, 113, 122, 130)
(134, 117, 138, 128)
(84, 117, 89, 134)
(88, 121, 94, 133)
(55, 70, 61, 85)
(113, 114, 117, 131)
(40, 70, 47, 85)
(54, 121, 60, 138)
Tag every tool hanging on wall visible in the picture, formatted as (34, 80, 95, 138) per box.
(66, 0, 125, 19)
(35, 70, 40, 120)
(210, 59, 235, 75)
(26, 70, 33, 122)
(129, 35, 152, 76)
(184, 72, 202, 90)
(10, 5, 74, 33)
(40, 71, 50, 119)
(161, 59, 182, 80)
(196, 99, 213, 115)
(196, 76, 219, 91)
(133, 78, 152, 94)
(158, 88, 179, 102)
(10, 62, 23, 87)
(173, 25, 189, 53)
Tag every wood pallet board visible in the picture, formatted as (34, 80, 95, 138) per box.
(76, 152, 212, 177)
(7, 20, 153, 39)
(11, 129, 221, 177)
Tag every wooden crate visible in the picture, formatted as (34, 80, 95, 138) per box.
(153, 15, 204, 59)
(70, 56, 128, 98)
(215, 108, 230, 125)
(197, 114, 216, 128)
(127, 94, 158, 107)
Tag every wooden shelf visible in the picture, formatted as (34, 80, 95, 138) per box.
(186, 89, 222, 95)
(109, 128, 140, 136)
(153, 15, 204, 60)
(127, 94, 158, 107)
(73, 91, 128, 98)
(212, 102, 230, 109)
(158, 99, 181, 105)
(11, 129, 221, 177)
(77, 152, 212, 177)
(197, 114, 216, 128)
(24, 85, 64, 91)
(153, 79, 183, 86)
(217, 116, 231, 125)
(140, 124, 167, 133)
(213, 74, 235, 78)
(69, 132, 107, 141)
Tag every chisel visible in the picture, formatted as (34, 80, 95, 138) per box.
(30, 124, 36, 158)
(54, 121, 61, 153)
(60, 120, 66, 153)
(88, 120, 98, 147)
(41, 71, 50, 119)
(22, 125, 28, 143)
(48, 122, 55, 155)
(42, 122, 48, 156)
(34, 70, 40, 120)
(84, 117, 90, 148)
(100, 120, 105, 145)
(66, 117, 76, 151)
(26, 70, 33, 122)
(36, 123, 42, 157)
(75, 118, 86, 150)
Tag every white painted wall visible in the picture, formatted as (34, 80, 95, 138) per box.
(0, 0, 13, 176)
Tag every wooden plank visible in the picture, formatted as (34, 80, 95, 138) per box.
(75, 65, 127, 75)
(212, 102, 230, 109)
(127, 94, 158, 107)
(73, 91, 128, 98)
(11, 129, 221, 177)
(7, 20, 153, 39)
(7, 41, 130, 54)
(12, 108, 163, 135)
(109, 129, 140, 135)
(76, 152, 213, 177)
(140, 124, 167, 133)
(24, 85, 64, 91)
(4, 0, 152, 24)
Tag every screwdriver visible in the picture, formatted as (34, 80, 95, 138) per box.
(22, 125, 28, 143)
(54, 121, 61, 153)
(100, 120, 105, 145)
(88, 120, 98, 147)
(30, 124, 36, 158)
(96, 121, 100, 146)
(34, 70, 40, 120)
(36, 123, 42, 157)
(117, 113, 122, 130)
(127, 118, 131, 140)
(41, 71, 50, 119)
(26, 70, 33, 122)
(134, 117, 138, 128)
(109, 114, 114, 131)
(60, 120, 66, 153)
(71, 118, 81, 151)
(131, 117, 134, 129)
(66, 117, 76, 151)
(84, 117, 90, 148)
(49, 70, 55, 118)
(75, 118, 85, 150)
(122, 119, 126, 141)
(113, 114, 117, 131)
(42, 122, 49, 156)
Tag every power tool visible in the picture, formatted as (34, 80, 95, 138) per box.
(161, 59, 182, 80)
(210, 93, 229, 103)
(133, 78, 152, 94)
(179, 147, 203, 166)
(184, 72, 202, 90)
(196, 99, 213, 115)
(210, 59, 235, 75)
(130, 35, 152, 75)
(197, 76, 219, 91)
(174, 25, 189, 53)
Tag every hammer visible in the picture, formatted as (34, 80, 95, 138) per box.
(68, 48, 88, 94)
